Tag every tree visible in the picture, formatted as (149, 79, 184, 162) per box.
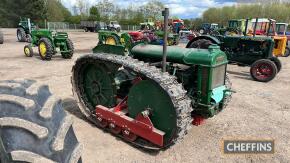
(201, 3, 290, 27)
(88, 6, 100, 21)
(47, 0, 71, 22)
(96, 0, 115, 20)
(0, 0, 47, 27)
(141, 0, 164, 21)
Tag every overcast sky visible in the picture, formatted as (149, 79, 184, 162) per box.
(61, 0, 237, 19)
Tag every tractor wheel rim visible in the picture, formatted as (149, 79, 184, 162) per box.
(82, 64, 115, 111)
(24, 47, 30, 56)
(105, 37, 116, 45)
(39, 42, 47, 57)
(254, 63, 273, 80)
(127, 80, 177, 144)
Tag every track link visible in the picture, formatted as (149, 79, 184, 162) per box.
(72, 53, 193, 150)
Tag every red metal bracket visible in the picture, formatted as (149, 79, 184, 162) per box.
(192, 115, 205, 126)
(95, 105, 165, 147)
(113, 96, 128, 112)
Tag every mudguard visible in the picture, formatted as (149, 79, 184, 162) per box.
(186, 35, 221, 48)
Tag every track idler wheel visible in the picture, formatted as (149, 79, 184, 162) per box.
(122, 129, 137, 142)
(96, 116, 108, 128)
(109, 122, 122, 134)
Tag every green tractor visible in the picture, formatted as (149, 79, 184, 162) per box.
(71, 16, 232, 149)
(24, 29, 74, 60)
(140, 18, 155, 30)
(17, 18, 35, 42)
(216, 19, 247, 36)
(154, 30, 179, 45)
(187, 18, 282, 82)
(198, 23, 219, 35)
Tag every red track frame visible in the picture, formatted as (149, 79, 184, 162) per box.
(95, 105, 165, 147)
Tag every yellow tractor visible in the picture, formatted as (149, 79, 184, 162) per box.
(250, 18, 288, 57)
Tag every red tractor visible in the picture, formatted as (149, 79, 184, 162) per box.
(128, 31, 158, 43)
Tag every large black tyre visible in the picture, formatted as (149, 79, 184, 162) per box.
(17, 28, 26, 42)
(0, 31, 3, 44)
(38, 38, 54, 60)
(283, 47, 290, 57)
(188, 39, 213, 49)
(270, 57, 282, 73)
(61, 39, 74, 59)
(116, 28, 121, 33)
(250, 59, 278, 82)
(0, 79, 82, 163)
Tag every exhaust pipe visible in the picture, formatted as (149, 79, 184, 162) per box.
(28, 18, 31, 34)
(162, 8, 169, 72)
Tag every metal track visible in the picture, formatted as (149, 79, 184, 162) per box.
(223, 74, 232, 109)
(72, 53, 193, 150)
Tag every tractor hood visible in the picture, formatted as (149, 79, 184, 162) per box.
(131, 44, 228, 67)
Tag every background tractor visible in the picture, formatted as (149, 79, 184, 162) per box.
(24, 29, 74, 60)
(276, 23, 290, 37)
(276, 23, 290, 57)
(71, 8, 232, 150)
(96, 30, 177, 51)
(216, 19, 248, 36)
(140, 18, 155, 30)
(154, 30, 179, 45)
(17, 18, 35, 42)
(249, 18, 289, 57)
(198, 23, 219, 35)
(187, 18, 284, 82)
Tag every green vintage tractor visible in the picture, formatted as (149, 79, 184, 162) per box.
(216, 19, 247, 36)
(198, 23, 219, 35)
(71, 34, 232, 149)
(140, 18, 155, 30)
(24, 29, 74, 60)
(154, 30, 179, 45)
(187, 18, 282, 82)
(17, 18, 35, 42)
(96, 30, 177, 53)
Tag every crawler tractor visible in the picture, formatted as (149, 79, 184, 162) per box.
(72, 9, 232, 149)
(72, 43, 232, 149)
(24, 29, 74, 60)
(187, 18, 284, 82)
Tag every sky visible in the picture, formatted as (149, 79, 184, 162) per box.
(62, 0, 237, 19)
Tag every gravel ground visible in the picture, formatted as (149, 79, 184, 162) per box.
(0, 28, 289, 163)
